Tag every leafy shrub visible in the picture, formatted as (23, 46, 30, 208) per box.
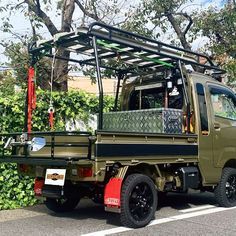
(0, 90, 114, 210)
(0, 163, 37, 210)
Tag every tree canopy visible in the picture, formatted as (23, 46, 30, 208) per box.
(193, 3, 236, 85)
(0, 0, 235, 90)
(0, 0, 134, 91)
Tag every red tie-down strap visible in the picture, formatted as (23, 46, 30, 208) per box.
(27, 67, 36, 133)
(48, 106, 55, 130)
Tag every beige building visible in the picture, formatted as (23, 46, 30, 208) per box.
(68, 76, 118, 95)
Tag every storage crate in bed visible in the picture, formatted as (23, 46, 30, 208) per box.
(102, 108, 183, 134)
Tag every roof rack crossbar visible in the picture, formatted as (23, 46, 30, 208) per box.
(44, 54, 121, 72)
(96, 34, 224, 73)
(88, 22, 215, 66)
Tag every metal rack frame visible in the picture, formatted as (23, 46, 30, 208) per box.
(28, 22, 225, 132)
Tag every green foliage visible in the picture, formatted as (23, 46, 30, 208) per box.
(0, 89, 114, 133)
(3, 42, 52, 90)
(0, 70, 16, 96)
(224, 59, 236, 87)
(0, 90, 114, 210)
(0, 163, 37, 210)
(192, 4, 236, 86)
(123, 0, 190, 40)
(193, 6, 236, 57)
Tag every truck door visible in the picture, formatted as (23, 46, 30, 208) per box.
(208, 84, 236, 167)
(195, 82, 216, 184)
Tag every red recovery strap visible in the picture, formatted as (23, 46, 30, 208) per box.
(48, 106, 55, 130)
(27, 67, 36, 133)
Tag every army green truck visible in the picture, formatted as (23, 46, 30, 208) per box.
(1, 22, 236, 228)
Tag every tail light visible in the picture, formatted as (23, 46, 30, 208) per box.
(78, 167, 93, 177)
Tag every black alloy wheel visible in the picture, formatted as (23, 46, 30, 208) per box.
(120, 174, 157, 228)
(215, 167, 236, 207)
(225, 175, 236, 202)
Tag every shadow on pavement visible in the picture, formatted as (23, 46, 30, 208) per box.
(158, 190, 217, 211)
(25, 199, 121, 226)
(24, 191, 217, 227)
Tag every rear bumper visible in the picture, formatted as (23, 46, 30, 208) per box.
(42, 185, 63, 198)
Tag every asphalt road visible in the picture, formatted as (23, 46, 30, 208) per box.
(0, 191, 236, 236)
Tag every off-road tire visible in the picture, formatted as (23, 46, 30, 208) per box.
(120, 174, 157, 228)
(215, 167, 236, 207)
(45, 197, 80, 213)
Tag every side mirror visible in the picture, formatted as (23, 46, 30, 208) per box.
(31, 137, 46, 152)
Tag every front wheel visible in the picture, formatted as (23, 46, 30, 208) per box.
(120, 174, 157, 228)
(215, 167, 236, 207)
(45, 197, 80, 213)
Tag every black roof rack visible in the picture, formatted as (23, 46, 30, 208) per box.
(29, 22, 225, 75)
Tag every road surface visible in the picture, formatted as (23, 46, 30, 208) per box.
(0, 191, 236, 236)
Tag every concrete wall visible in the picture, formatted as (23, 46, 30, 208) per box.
(68, 76, 118, 95)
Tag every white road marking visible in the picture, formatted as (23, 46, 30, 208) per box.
(81, 206, 236, 236)
(179, 204, 216, 213)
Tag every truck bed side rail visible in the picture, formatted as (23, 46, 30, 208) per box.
(0, 131, 94, 165)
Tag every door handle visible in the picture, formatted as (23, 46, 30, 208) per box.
(214, 122, 221, 130)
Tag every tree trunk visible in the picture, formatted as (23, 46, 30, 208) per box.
(52, 0, 75, 91)
(26, 0, 75, 91)
(53, 47, 70, 91)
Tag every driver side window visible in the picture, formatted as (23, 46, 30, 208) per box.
(210, 85, 236, 120)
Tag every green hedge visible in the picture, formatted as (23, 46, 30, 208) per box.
(0, 163, 37, 210)
(0, 90, 114, 210)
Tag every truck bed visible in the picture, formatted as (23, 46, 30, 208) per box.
(95, 130, 198, 163)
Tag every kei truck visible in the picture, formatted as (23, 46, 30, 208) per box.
(1, 22, 236, 228)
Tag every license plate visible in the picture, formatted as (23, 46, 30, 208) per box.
(45, 169, 66, 186)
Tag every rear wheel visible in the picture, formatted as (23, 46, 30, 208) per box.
(120, 174, 157, 228)
(215, 167, 236, 207)
(45, 197, 80, 213)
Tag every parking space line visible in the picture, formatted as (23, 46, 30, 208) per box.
(81, 206, 236, 236)
(179, 204, 216, 213)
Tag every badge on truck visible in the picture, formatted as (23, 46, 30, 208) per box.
(45, 169, 66, 186)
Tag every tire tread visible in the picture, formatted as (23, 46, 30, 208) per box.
(215, 167, 236, 207)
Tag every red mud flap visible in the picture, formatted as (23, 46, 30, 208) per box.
(104, 177, 123, 213)
(34, 178, 44, 196)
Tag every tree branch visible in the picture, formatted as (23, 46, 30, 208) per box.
(152, 11, 193, 37)
(91, 0, 99, 20)
(165, 11, 191, 50)
(25, 0, 58, 36)
(173, 12, 193, 36)
(74, 0, 100, 21)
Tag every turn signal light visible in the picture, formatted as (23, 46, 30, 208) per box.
(78, 167, 93, 177)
